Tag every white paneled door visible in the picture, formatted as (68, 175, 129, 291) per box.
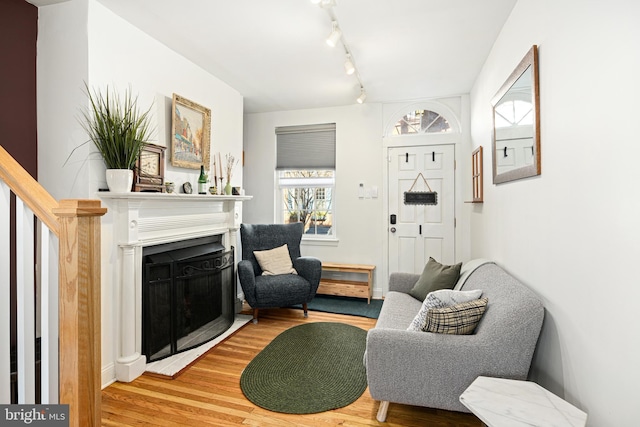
(388, 145, 455, 275)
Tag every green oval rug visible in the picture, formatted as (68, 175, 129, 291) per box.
(240, 322, 368, 414)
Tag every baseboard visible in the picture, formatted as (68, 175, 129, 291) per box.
(101, 362, 116, 389)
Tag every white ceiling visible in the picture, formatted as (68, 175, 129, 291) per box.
(37, 0, 518, 114)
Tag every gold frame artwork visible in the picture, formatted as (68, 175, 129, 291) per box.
(171, 93, 211, 169)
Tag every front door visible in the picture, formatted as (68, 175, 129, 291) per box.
(388, 145, 455, 275)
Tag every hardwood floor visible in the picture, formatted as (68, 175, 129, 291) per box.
(102, 307, 482, 426)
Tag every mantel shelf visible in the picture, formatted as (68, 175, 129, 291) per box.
(98, 192, 252, 202)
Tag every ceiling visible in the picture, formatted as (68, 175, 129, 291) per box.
(33, 0, 518, 114)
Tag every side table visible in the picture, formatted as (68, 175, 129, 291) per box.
(459, 376, 587, 427)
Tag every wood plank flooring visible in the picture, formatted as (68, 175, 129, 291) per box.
(102, 306, 482, 426)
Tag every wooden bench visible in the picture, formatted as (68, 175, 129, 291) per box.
(317, 262, 376, 304)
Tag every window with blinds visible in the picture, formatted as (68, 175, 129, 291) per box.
(275, 123, 336, 238)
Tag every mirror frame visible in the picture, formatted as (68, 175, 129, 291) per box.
(491, 45, 540, 184)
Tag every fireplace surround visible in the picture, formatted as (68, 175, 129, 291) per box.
(99, 192, 250, 383)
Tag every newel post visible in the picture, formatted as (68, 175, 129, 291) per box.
(52, 200, 107, 427)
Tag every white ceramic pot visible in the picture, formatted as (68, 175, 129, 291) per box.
(106, 169, 133, 193)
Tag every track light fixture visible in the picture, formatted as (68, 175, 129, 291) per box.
(326, 21, 342, 47)
(314, 2, 367, 104)
(311, 0, 336, 8)
(344, 55, 355, 75)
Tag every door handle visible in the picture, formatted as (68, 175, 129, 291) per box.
(390, 227, 396, 233)
(419, 224, 422, 235)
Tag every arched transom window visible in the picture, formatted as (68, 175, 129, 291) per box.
(494, 99, 533, 128)
(393, 109, 451, 135)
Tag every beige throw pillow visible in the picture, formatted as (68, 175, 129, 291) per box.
(253, 244, 298, 276)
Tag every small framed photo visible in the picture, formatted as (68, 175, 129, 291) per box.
(171, 94, 211, 170)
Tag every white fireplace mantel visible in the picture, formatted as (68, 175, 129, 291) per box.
(99, 192, 251, 382)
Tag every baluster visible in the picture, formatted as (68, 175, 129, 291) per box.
(16, 199, 35, 403)
(0, 182, 10, 403)
(38, 222, 58, 403)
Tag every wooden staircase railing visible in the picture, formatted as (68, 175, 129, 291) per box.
(0, 145, 106, 426)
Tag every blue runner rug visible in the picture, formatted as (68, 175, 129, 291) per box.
(292, 295, 383, 319)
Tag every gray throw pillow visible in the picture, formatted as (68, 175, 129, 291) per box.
(408, 257, 462, 301)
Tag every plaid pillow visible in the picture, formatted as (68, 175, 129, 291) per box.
(424, 298, 488, 335)
(407, 289, 483, 332)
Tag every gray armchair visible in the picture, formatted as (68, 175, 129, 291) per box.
(238, 223, 322, 323)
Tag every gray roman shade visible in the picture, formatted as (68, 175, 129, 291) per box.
(276, 123, 336, 170)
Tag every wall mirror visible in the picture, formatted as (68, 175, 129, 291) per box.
(492, 45, 540, 184)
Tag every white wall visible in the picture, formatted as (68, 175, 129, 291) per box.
(469, 1, 640, 426)
(87, 1, 243, 192)
(243, 104, 386, 294)
(36, 0, 244, 388)
(37, 0, 90, 201)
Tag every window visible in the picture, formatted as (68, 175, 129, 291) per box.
(276, 124, 336, 239)
(393, 109, 451, 135)
(279, 170, 334, 237)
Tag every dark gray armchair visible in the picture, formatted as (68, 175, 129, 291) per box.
(238, 223, 322, 323)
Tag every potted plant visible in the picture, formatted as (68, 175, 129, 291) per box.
(79, 84, 154, 192)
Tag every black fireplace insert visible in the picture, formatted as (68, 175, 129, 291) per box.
(142, 236, 234, 362)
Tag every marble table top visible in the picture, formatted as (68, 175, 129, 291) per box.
(459, 376, 587, 427)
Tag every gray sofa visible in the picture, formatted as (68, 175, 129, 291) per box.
(365, 260, 544, 421)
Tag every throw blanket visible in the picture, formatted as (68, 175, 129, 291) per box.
(453, 259, 495, 290)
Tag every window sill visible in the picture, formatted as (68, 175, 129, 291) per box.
(301, 237, 339, 247)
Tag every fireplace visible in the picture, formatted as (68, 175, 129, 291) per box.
(98, 192, 251, 383)
(142, 236, 234, 362)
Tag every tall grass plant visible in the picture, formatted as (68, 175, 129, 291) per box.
(79, 84, 154, 170)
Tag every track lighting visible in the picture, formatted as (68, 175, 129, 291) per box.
(326, 22, 342, 47)
(344, 55, 355, 75)
(315, 3, 367, 104)
(311, 0, 336, 8)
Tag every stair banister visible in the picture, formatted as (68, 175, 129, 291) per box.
(0, 144, 106, 426)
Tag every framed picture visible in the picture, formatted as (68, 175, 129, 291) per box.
(171, 94, 211, 169)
